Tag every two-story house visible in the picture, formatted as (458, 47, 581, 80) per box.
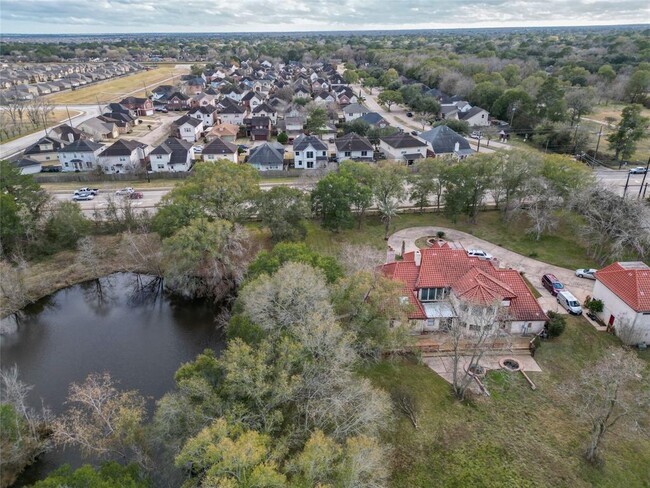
(97, 139, 148, 174)
(247, 142, 285, 171)
(379, 133, 428, 165)
(202, 137, 239, 164)
(188, 105, 218, 128)
(58, 139, 105, 172)
(293, 134, 328, 169)
(150, 138, 194, 172)
(173, 115, 204, 143)
(252, 103, 278, 125)
(22, 136, 64, 164)
(343, 103, 370, 122)
(381, 243, 548, 335)
(335, 133, 374, 162)
(218, 102, 246, 126)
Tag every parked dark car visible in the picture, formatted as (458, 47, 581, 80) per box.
(128, 191, 144, 199)
(406, 112, 414, 117)
(542, 273, 564, 296)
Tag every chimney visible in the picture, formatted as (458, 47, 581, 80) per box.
(454, 141, 460, 152)
(414, 250, 422, 267)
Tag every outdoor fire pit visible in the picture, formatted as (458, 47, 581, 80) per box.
(499, 358, 522, 372)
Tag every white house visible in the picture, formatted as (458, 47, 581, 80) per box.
(379, 133, 428, 165)
(13, 158, 42, 175)
(219, 104, 246, 126)
(252, 103, 278, 125)
(247, 142, 285, 171)
(149, 138, 194, 172)
(203, 137, 239, 164)
(293, 134, 328, 169)
(173, 115, 204, 143)
(343, 103, 370, 122)
(98, 139, 148, 174)
(188, 106, 218, 128)
(460, 106, 490, 127)
(58, 139, 105, 172)
(591, 261, 650, 345)
(335, 132, 374, 162)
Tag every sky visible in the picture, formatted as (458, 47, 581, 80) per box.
(1, 0, 649, 34)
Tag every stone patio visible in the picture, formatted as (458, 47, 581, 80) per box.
(424, 354, 542, 385)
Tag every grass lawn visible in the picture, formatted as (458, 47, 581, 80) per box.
(304, 210, 599, 271)
(47, 66, 189, 104)
(361, 316, 650, 488)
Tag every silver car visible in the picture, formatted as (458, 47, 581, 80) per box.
(73, 192, 95, 201)
(575, 268, 597, 279)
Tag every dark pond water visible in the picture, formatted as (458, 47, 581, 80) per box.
(0, 273, 225, 485)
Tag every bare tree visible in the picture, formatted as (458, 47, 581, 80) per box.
(4, 97, 26, 128)
(514, 177, 562, 241)
(0, 259, 31, 319)
(337, 243, 385, 275)
(391, 386, 419, 429)
(446, 299, 511, 401)
(52, 372, 150, 468)
(26, 98, 44, 127)
(561, 348, 650, 464)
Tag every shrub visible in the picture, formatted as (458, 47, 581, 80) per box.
(436, 231, 445, 239)
(277, 132, 288, 144)
(545, 311, 566, 337)
(587, 298, 604, 314)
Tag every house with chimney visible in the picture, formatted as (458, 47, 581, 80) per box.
(97, 139, 148, 174)
(172, 115, 204, 143)
(58, 140, 105, 172)
(381, 243, 548, 335)
(418, 126, 474, 159)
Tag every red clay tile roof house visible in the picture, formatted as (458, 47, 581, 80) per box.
(592, 261, 650, 345)
(381, 242, 548, 335)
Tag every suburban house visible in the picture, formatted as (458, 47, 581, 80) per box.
(247, 142, 285, 171)
(460, 106, 490, 127)
(97, 139, 148, 174)
(343, 103, 370, 122)
(202, 137, 239, 164)
(12, 158, 42, 175)
(379, 133, 428, 165)
(418, 126, 474, 159)
(58, 139, 105, 172)
(188, 105, 218, 127)
(293, 134, 328, 169)
(252, 103, 278, 124)
(118, 96, 154, 116)
(166, 92, 190, 111)
(218, 102, 246, 126)
(591, 262, 650, 345)
(207, 123, 239, 142)
(173, 115, 204, 143)
(381, 243, 548, 335)
(335, 132, 374, 162)
(249, 116, 271, 141)
(22, 136, 64, 164)
(358, 112, 390, 128)
(280, 115, 306, 142)
(150, 138, 194, 172)
(77, 117, 120, 140)
(49, 124, 87, 143)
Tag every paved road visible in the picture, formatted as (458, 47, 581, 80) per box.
(387, 226, 597, 317)
(594, 167, 648, 196)
(0, 104, 101, 159)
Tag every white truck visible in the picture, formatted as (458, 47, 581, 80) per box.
(74, 187, 100, 196)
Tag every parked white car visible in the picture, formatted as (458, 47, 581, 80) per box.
(115, 187, 135, 196)
(575, 268, 597, 279)
(467, 249, 493, 260)
(557, 291, 582, 315)
(72, 192, 95, 201)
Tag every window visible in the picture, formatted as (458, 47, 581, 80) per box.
(64, 162, 69, 167)
(156, 155, 162, 159)
(86, 162, 92, 168)
(344, 151, 351, 157)
(306, 151, 314, 158)
(157, 164, 165, 169)
(185, 128, 192, 133)
(361, 151, 368, 156)
(295, 152, 300, 156)
(419, 288, 448, 302)
(307, 161, 314, 169)
(322, 151, 326, 156)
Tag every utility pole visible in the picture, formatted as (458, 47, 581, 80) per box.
(594, 126, 602, 162)
(637, 153, 650, 199)
(573, 124, 580, 155)
(66, 105, 72, 126)
(476, 132, 482, 152)
(622, 171, 631, 199)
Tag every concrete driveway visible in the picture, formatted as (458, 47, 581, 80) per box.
(387, 226, 596, 315)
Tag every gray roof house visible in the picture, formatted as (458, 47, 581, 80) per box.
(247, 142, 285, 171)
(418, 125, 474, 159)
(335, 133, 374, 162)
(150, 138, 194, 172)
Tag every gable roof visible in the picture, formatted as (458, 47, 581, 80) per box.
(343, 103, 370, 114)
(173, 114, 203, 128)
(293, 134, 327, 151)
(150, 137, 193, 165)
(203, 137, 238, 155)
(380, 132, 427, 149)
(460, 106, 488, 121)
(58, 139, 103, 153)
(248, 142, 284, 165)
(418, 125, 472, 154)
(358, 112, 388, 126)
(24, 136, 63, 155)
(252, 102, 276, 114)
(101, 139, 147, 157)
(335, 132, 374, 152)
(595, 262, 650, 312)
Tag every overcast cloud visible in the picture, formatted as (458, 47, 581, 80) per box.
(1, 0, 648, 34)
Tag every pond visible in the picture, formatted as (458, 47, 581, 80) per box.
(0, 273, 225, 485)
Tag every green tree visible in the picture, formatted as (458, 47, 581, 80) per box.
(362, 76, 378, 94)
(190, 64, 204, 76)
(377, 90, 403, 111)
(379, 68, 399, 88)
(152, 161, 260, 237)
(491, 89, 535, 128)
(536, 77, 566, 122)
(175, 418, 286, 487)
(607, 104, 649, 160)
(433, 119, 471, 135)
(344, 118, 371, 136)
(42, 201, 92, 253)
(162, 218, 249, 300)
(412, 96, 441, 128)
(340, 160, 374, 228)
(469, 82, 504, 111)
(408, 158, 446, 212)
(565, 87, 594, 126)
(311, 172, 356, 232)
(372, 162, 407, 239)
(276, 131, 288, 144)
(246, 242, 343, 284)
(305, 107, 328, 135)
(624, 68, 650, 104)
(440, 157, 495, 223)
(597, 64, 616, 84)
(256, 186, 310, 242)
(541, 154, 594, 199)
(343, 70, 359, 84)
(29, 463, 150, 488)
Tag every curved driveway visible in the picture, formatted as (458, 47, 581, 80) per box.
(387, 226, 597, 315)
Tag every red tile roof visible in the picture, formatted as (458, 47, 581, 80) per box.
(595, 262, 650, 312)
(381, 246, 547, 322)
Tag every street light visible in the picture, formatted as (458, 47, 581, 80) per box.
(638, 152, 650, 199)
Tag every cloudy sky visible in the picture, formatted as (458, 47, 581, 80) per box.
(1, 0, 648, 34)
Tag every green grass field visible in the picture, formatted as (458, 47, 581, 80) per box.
(362, 317, 650, 487)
